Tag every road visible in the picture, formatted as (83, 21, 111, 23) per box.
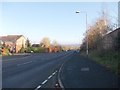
(2, 51, 118, 89)
(60, 52, 118, 88)
(2, 51, 74, 89)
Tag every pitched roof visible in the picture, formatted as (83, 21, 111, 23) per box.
(0, 35, 23, 43)
(32, 44, 40, 47)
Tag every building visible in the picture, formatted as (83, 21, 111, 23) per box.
(0, 35, 27, 53)
(118, 1, 120, 28)
(100, 28, 120, 50)
(32, 44, 40, 47)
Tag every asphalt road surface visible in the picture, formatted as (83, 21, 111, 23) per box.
(2, 51, 118, 89)
(2, 51, 74, 89)
(60, 52, 118, 88)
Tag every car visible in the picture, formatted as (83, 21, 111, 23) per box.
(31, 51, 34, 53)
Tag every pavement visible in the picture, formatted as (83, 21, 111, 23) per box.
(59, 52, 118, 88)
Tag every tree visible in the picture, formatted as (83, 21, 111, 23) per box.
(2, 42, 6, 48)
(52, 40, 59, 47)
(40, 37, 51, 48)
(80, 11, 112, 51)
(26, 38, 31, 47)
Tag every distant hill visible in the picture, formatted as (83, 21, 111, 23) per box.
(60, 43, 80, 50)
(60, 43, 80, 47)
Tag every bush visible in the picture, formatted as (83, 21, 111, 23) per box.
(2, 48, 10, 56)
(26, 47, 33, 53)
(21, 47, 46, 53)
(32, 47, 45, 53)
(88, 50, 119, 74)
(19, 47, 26, 53)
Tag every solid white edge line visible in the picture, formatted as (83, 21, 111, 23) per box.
(34, 51, 73, 90)
(58, 52, 73, 90)
(58, 63, 65, 89)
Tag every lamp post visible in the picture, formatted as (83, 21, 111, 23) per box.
(76, 11, 88, 56)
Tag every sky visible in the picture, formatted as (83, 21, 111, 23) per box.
(0, 2, 118, 45)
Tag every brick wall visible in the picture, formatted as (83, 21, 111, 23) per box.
(99, 28, 120, 51)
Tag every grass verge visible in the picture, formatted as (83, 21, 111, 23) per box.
(81, 50, 119, 75)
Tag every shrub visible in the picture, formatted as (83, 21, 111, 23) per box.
(2, 48, 10, 56)
(32, 47, 45, 53)
(19, 47, 26, 53)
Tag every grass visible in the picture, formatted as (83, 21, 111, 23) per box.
(81, 50, 119, 75)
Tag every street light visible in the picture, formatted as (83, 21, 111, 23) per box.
(76, 11, 88, 56)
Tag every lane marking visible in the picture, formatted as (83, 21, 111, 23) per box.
(55, 70, 57, 73)
(41, 79, 48, 85)
(3, 55, 31, 61)
(81, 67, 90, 71)
(48, 75, 52, 79)
(35, 52, 73, 89)
(57, 52, 73, 89)
(37, 85, 42, 88)
(35, 85, 42, 90)
(17, 61, 32, 66)
(34, 70, 58, 90)
(52, 72, 56, 75)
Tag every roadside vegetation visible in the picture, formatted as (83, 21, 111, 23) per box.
(1, 47, 10, 56)
(88, 50, 119, 74)
(19, 47, 46, 53)
(19, 38, 46, 53)
(1, 37, 78, 56)
(80, 11, 119, 75)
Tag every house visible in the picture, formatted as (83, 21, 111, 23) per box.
(32, 44, 40, 47)
(0, 35, 27, 53)
(47, 45, 61, 53)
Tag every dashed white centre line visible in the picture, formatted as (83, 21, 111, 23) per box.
(52, 72, 56, 75)
(55, 70, 58, 73)
(37, 85, 42, 88)
(41, 79, 48, 85)
(34, 70, 58, 90)
(17, 61, 33, 66)
(48, 75, 52, 79)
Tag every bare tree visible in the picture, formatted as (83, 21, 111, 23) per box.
(52, 40, 59, 47)
(40, 37, 51, 48)
(26, 38, 31, 47)
(81, 11, 112, 51)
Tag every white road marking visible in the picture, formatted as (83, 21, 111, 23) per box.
(55, 70, 57, 73)
(81, 67, 90, 71)
(52, 72, 56, 75)
(41, 79, 48, 85)
(35, 51, 72, 90)
(37, 85, 42, 88)
(48, 75, 52, 79)
(34, 70, 58, 90)
(17, 61, 32, 66)
(57, 53, 73, 89)
(34, 85, 42, 90)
